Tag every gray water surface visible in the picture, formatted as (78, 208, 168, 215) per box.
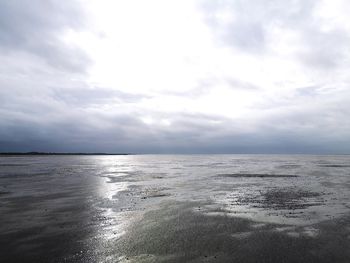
(1, 155, 350, 262)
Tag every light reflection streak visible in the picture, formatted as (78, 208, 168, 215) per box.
(92, 156, 140, 259)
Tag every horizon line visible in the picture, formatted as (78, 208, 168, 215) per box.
(0, 152, 349, 156)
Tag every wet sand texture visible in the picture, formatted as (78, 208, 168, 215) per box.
(118, 202, 350, 263)
(1, 155, 350, 262)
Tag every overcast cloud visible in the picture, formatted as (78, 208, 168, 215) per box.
(1, 0, 350, 153)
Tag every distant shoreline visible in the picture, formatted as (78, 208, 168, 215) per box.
(0, 152, 131, 156)
(0, 152, 349, 156)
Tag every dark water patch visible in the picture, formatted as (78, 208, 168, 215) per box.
(151, 173, 167, 179)
(186, 163, 239, 168)
(218, 173, 299, 178)
(0, 222, 97, 263)
(0, 172, 50, 179)
(277, 164, 302, 169)
(185, 164, 212, 168)
(139, 187, 172, 200)
(0, 164, 29, 167)
(319, 164, 350, 168)
(111, 185, 172, 208)
(231, 188, 324, 210)
(152, 175, 164, 179)
(0, 199, 100, 263)
(141, 193, 170, 199)
(262, 189, 322, 210)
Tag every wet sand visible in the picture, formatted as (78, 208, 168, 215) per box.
(1, 155, 350, 262)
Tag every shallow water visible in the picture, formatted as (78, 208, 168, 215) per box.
(1, 155, 350, 262)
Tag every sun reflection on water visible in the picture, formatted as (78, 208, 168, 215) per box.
(91, 155, 141, 260)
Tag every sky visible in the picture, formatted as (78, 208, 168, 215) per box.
(1, 0, 350, 154)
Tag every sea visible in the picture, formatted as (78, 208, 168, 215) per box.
(1, 154, 350, 262)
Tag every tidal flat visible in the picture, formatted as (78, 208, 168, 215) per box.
(0, 155, 350, 262)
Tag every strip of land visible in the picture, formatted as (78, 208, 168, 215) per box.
(0, 152, 131, 156)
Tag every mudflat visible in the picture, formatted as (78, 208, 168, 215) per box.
(1, 155, 350, 262)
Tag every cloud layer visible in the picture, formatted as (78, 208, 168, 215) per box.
(1, 0, 350, 153)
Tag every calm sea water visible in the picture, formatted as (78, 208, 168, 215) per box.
(1, 155, 350, 262)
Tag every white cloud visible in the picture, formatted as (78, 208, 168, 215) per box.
(1, 0, 350, 153)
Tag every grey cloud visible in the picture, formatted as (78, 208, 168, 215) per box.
(52, 87, 151, 106)
(200, 0, 267, 52)
(0, 0, 90, 72)
(298, 28, 350, 69)
(0, 107, 140, 153)
(200, 0, 350, 71)
(222, 21, 265, 52)
(199, 0, 315, 52)
(257, 93, 350, 140)
(1, 65, 348, 154)
(295, 85, 321, 97)
(1, 101, 350, 153)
